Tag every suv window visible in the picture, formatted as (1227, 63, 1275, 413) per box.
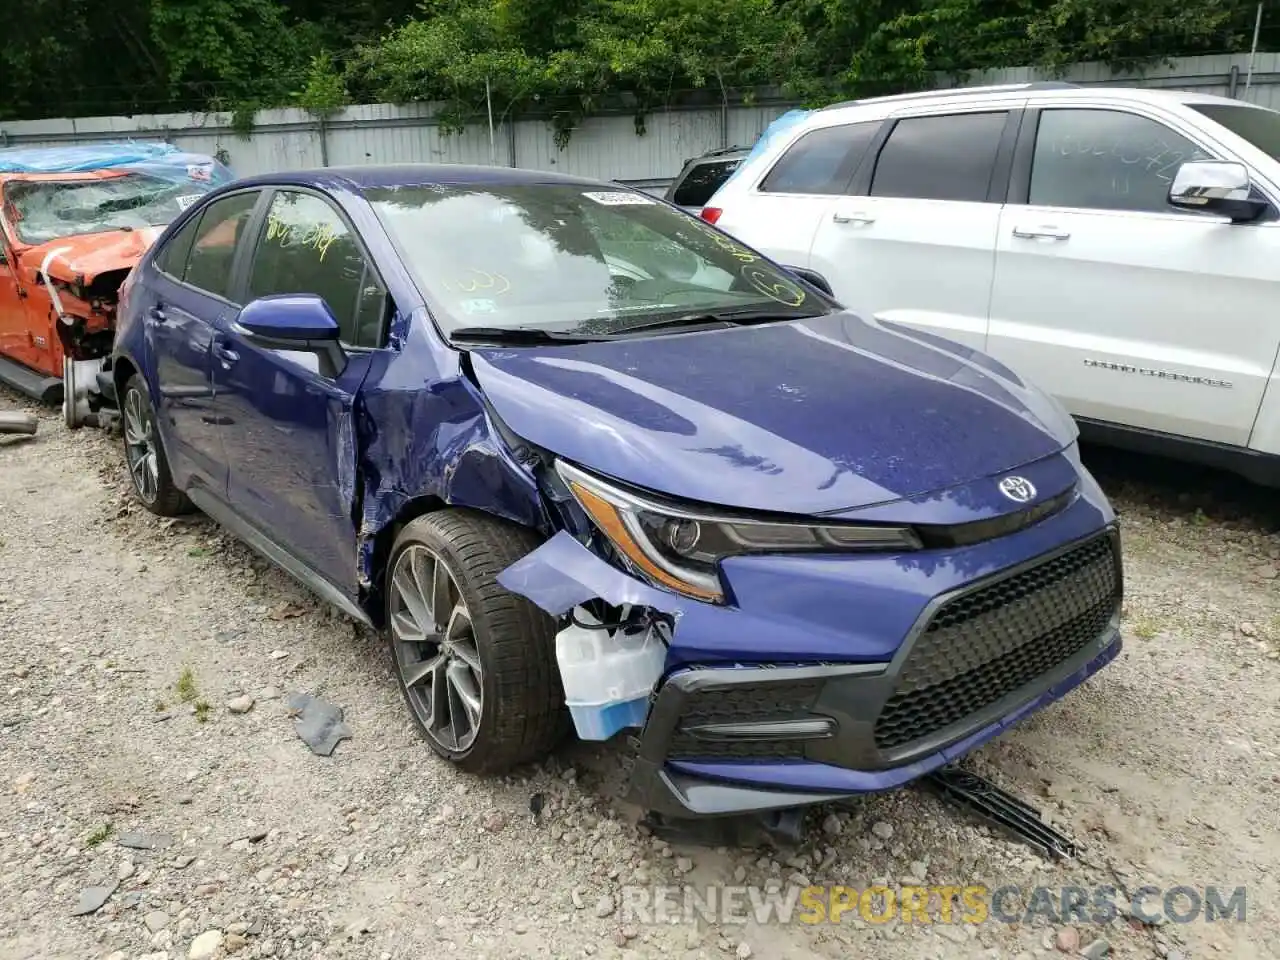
(760, 122, 881, 194)
(1029, 109, 1212, 213)
(870, 112, 1008, 202)
(671, 158, 742, 207)
(182, 192, 259, 300)
(1191, 103, 1280, 160)
(155, 213, 202, 278)
(247, 190, 386, 348)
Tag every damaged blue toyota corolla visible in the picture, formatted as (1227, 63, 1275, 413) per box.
(110, 164, 1123, 818)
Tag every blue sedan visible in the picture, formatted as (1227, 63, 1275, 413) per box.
(109, 164, 1122, 817)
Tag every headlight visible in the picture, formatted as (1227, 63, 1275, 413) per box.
(555, 460, 921, 603)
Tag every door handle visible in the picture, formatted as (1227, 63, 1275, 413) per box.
(832, 209, 876, 224)
(149, 306, 168, 324)
(1012, 225, 1071, 241)
(212, 341, 239, 364)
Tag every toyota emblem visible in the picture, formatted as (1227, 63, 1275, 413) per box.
(998, 476, 1037, 503)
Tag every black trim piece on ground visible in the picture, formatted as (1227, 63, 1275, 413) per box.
(0, 353, 62, 405)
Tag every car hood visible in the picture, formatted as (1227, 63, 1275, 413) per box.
(469, 311, 1076, 514)
(18, 227, 164, 284)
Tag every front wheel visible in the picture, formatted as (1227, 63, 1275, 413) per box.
(121, 374, 192, 517)
(386, 509, 566, 774)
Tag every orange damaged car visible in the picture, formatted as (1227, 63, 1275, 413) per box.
(0, 144, 232, 414)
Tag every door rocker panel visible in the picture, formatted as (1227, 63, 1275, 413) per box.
(186, 486, 373, 627)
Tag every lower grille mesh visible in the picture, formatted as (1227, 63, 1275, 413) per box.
(874, 533, 1120, 751)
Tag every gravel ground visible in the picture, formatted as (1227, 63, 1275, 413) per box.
(2, 387, 1278, 960)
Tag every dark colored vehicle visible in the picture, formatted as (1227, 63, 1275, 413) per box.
(664, 146, 748, 213)
(112, 164, 1122, 818)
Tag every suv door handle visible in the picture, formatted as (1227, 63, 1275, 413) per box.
(832, 209, 876, 224)
(212, 341, 239, 365)
(1012, 225, 1071, 241)
(149, 306, 168, 324)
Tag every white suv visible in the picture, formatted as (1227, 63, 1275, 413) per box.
(705, 82, 1280, 486)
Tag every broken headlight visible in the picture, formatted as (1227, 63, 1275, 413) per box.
(554, 460, 921, 603)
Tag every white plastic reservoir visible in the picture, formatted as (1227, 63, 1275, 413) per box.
(556, 607, 667, 741)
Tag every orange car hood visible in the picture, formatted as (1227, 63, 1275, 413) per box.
(19, 226, 165, 284)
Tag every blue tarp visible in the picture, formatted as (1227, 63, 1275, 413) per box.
(0, 141, 233, 185)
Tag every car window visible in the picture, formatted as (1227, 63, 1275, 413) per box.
(182, 192, 259, 300)
(155, 212, 202, 279)
(671, 159, 742, 207)
(247, 190, 386, 348)
(1029, 109, 1213, 213)
(1190, 103, 1280, 160)
(869, 112, 1008, 202)
(760, 122, 881, 194)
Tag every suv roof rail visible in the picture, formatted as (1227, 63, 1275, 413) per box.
(819, 80, 1080, 112)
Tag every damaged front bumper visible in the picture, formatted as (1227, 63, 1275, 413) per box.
(625, 629, 1120, 817)
(500, 482, 1125, 819)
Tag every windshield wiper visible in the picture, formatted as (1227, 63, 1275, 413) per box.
(606, 306, 821, 338)
(449, 325, 613, 346)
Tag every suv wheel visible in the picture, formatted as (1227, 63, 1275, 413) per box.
(386, 510, 566, 773)
(121, 374, 192, 517)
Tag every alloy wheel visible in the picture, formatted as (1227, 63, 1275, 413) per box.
(390, 544, 484, 752)
(123, 388, 160, 505)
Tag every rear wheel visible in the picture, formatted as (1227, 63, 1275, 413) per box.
(386, 510, 566, 774)
(121, 374, 191, 517)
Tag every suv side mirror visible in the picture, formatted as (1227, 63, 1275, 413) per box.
(1168, 160, 1268, 223)
(234, 294, 347, 377)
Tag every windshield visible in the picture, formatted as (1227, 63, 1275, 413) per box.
(5, 173, 211, 245)
(1190, 103, 1280, 160)
(365, 182, 825, 337)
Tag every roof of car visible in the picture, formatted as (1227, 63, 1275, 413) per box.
(232, 163, 605, 191)
(817, 82, 1254, 117)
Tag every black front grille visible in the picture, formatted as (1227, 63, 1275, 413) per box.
(668, 678, 823, 760)
(874, 533, 1120, 751)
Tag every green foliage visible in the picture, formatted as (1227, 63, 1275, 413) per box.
(0, 0, 1264, 140)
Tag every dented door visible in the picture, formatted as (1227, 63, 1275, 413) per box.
(213, 334, 371, 595)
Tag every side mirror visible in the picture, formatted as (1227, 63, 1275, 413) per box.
(1168, 160, 1268, 223)
(234, 294, 346, 377)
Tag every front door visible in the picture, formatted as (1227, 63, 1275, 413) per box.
(987, 105, 1280, 446)
(0, 196, 46, 373)
(215, 188, 388, 594)
(147, 189, 261, 492)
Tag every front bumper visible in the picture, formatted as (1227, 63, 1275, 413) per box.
(624, 527, 1123, 817)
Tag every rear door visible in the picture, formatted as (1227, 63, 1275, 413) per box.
(146, 189, 262, 493)
(807, 106, 1023, 350)
(987, 101, 1280, 445)
(214, 187, 387, 593)
(713, 120, 884, 275)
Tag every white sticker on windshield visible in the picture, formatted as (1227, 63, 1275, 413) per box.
(176, 194, 203, 211)
(583, 191, 654, 206)
(461, 298, 498, 315)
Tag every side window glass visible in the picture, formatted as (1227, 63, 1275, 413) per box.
(155, 212, 202, 278)
(760, 122, 881, 194)
(1029, 109, 1213, 213)
(870, 112, 1009, 202)
(182, 192, 260, 300)
(672, 159, 742, 207)
(247, 191, 386, 348)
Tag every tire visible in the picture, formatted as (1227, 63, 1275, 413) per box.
(120, 374, 192, 517)
(386, 509, 566, 774)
